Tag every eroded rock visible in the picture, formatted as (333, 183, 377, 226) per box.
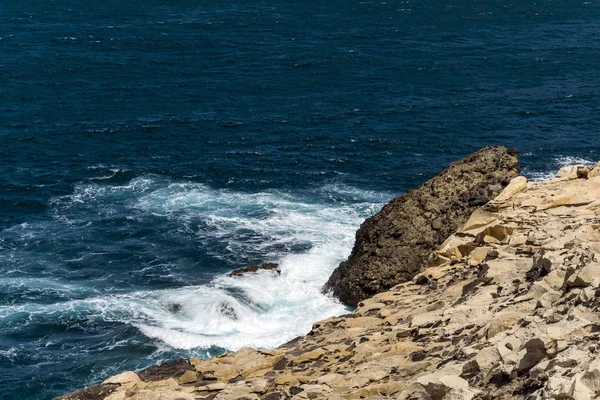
(324, 146, 520, 306)
(229, 262, 280, 277)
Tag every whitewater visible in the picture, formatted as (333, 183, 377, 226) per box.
(1, 155, 592, 363)
(0, 173, 389, 382)
(1, 159, 598, 400)
(2, 1, 600, 398)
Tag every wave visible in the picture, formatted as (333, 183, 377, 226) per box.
(1, 176, 389, 354)
(8, 153, 587, 358)
(522, 155, 596, 182)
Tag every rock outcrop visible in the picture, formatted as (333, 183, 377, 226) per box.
(229, 263, 281, 277)
(59, 162, 600, 400)
(324, 146, 521, 306)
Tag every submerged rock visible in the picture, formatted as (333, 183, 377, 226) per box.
(324, 146, 520, 306)
(167, 303, 182, 313)
(218, 301, 238, 320)
(229, 262, 280, 277)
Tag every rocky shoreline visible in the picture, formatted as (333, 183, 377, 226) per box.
(57, 157, 600, 400)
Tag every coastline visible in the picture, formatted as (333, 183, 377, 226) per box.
(58, 161, 600, 400)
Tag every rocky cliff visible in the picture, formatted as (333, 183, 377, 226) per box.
(325, 146, 521, 306)
(57, 161, 600, 400)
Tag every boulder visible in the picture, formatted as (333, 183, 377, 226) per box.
(461, 346, 501, 379)
(324, 146, 520, 306)
(588, 162, 600, 178)
(177, 370, 197, 384)
(567, 264, 600, 288)
(229, 262, 280, 277)
(555, 165, 584, 181)
(492, 175, 528, 203)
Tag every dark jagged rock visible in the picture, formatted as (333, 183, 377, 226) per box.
(218, 301, 238, 320)
(228, 262, 280, 277)
(137, 358, 194, 382)
(54, 384, 118, 400)
(324, 146, 520, 306)
(168, 302, 182, 313)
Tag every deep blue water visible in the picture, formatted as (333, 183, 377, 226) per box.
(1, 1, 600, 399)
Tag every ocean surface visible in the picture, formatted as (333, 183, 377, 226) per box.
(1, 1, 600, 398)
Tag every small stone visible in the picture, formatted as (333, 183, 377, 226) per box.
(483, 235, 500, 244)
(517, 338, 549, 371)
(400, 374, 475, 400)
(578, 165, 593, 178)
(316, 373, 347, 387)
(568, 264, 600, 287)
(274, 374, 300, 386)
(509, 234, 527, 247)
(411, 350, 427, 362)
(416, 275, 429, 285)
(469, 247, 489, 266)
(250, 379, 269, 394)
(537, 290, 561, 309)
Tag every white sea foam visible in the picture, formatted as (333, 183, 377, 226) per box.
(127, 181, 383, 350)
(524, 155, 596, 182)
(133, 181, 385, 262)
(4, 177, 388, 353)
(0, 348, 18, 362)
(554, 156, 596, 167)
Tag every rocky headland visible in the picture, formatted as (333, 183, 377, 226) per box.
(57, 154, 600, 400)
(324, 146, 521, 306)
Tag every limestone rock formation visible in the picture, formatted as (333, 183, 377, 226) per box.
(324, 146, 521, 306)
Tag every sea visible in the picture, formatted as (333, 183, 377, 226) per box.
(1, 1, 600, 398)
